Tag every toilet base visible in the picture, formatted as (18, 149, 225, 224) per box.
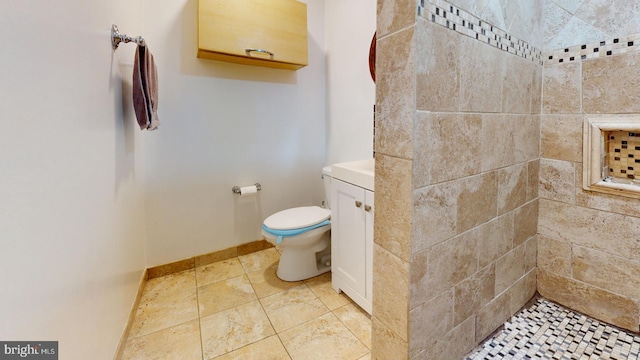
(276, 235, 331, 282)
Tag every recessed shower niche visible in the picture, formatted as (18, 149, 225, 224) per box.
(583, 117, 640, 198)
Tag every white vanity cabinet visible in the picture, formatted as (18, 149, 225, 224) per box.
(331, 178, 374, 314)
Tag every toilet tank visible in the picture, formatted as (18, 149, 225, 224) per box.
(322, 166, 332, 209)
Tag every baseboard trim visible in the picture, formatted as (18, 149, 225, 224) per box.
(147, 239, 273, 279)
(113, 268, 148, 360)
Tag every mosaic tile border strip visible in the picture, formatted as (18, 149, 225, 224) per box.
(545, 33, 640, 64)
(465, 298, 640, 359)
(417, 0, 543, 65)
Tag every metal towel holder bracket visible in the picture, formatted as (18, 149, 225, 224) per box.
(111, 24, 145, 50)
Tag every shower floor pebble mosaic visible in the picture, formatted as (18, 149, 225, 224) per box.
(465, 298, 640, 360)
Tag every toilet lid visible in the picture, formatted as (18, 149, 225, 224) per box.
(264, 206, 331, 230)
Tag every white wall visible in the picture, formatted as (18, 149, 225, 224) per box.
(325, 0, 377, 165)
(141, 0, 378, 266)
(142, 0, 328, 266)
(0, 1, 147, 359)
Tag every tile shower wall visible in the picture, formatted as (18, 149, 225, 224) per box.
(373, 0, 541, 358)
(539, 37, 640, 333)
(544, 0, 640, 51)
(372, 0, 415, 356)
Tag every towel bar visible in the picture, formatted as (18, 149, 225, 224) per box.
(111, 24, 145, 50)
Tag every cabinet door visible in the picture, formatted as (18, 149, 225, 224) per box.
(364, 190, 374, 303)
(332, 179, 366, 296)
(198, 0, 308, 69)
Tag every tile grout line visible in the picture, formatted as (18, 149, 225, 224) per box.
(248, 261, 295, 359)
(331, 303, 372, 352)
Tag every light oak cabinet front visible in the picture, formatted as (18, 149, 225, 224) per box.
(331, 179, 374, 314)
(198, 0, 308, 70)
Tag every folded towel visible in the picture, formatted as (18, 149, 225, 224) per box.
(133, 45, 160, 131)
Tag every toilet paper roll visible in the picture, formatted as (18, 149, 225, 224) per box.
(239, 185, 258, 197)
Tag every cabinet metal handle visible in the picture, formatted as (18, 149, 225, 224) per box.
(365, 205, 372, 212)
(245, 48, 275, 59)
(355, 201, 362, 208)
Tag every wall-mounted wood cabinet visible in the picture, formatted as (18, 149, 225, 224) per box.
(198, 0, 308, 70)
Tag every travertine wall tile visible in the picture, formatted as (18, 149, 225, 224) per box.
(515, 115, 541, 164)
(409, 248, 429, 311)
(482, 115, 515, 172)
(457, 172, 498, 233)
(575, 1, 636, 47)
(538, 199, 640, 259)
(539, 159, 576, 203)
(514, 200, 539, 247)
(376, 27, 414, 159)
(416, 19, 461, 112)
(495, 246, 525, 295)
(409, 289, 454, 358)
(508, 269, 537, 315)
(507, 0, 544, 48)
(476, 291, 512, 342)
(524, 235, 538, 273)
(537, 269, 640, 332)
(445, 0, 488, 18)
(412, 181, 458, 253)
(527, 159, 540, 201)
(477, 213, 514, 268)
(413, 317, 476, 360)
(454, 264, 495, 326)
(583, 52, 640, 113)
(542, 62, 581, 114)
(531, 64, 543, 114)
(576, 185, 640, 218)
(387, 2, 548, 358)
(537, 235, 571, 277)
(572, 245, 640, 300)
(540, 115, 584, 162)
(414, 112, 482, 187)
(412, 231, 478, 306)
(497, 163, 528, 215)
(503, 55, 534, 114)
(460, 36, 505, 113)
(372, 316, 408, 360)
(373, 244, 409, 342)
(375, 155, 412, 262)
(412, 113, 432, 190)
(377, 0, 416, 37)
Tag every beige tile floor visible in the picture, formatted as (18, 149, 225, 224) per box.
(121, 248, 372, 360)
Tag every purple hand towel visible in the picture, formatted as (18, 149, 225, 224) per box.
(133, 45, 160, 131)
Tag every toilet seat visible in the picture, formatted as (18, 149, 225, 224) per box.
(262, 219, 330, 244)
(262, 206, 331, 244)
(263, 206, 330, 230)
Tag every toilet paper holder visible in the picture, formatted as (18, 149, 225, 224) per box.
(232, 183, 262, 194)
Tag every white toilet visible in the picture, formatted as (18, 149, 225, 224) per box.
(261, 166, 333, 281)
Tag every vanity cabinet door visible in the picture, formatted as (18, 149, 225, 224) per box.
(332, 179, 367, 296)
(331, 179, 373, 314)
